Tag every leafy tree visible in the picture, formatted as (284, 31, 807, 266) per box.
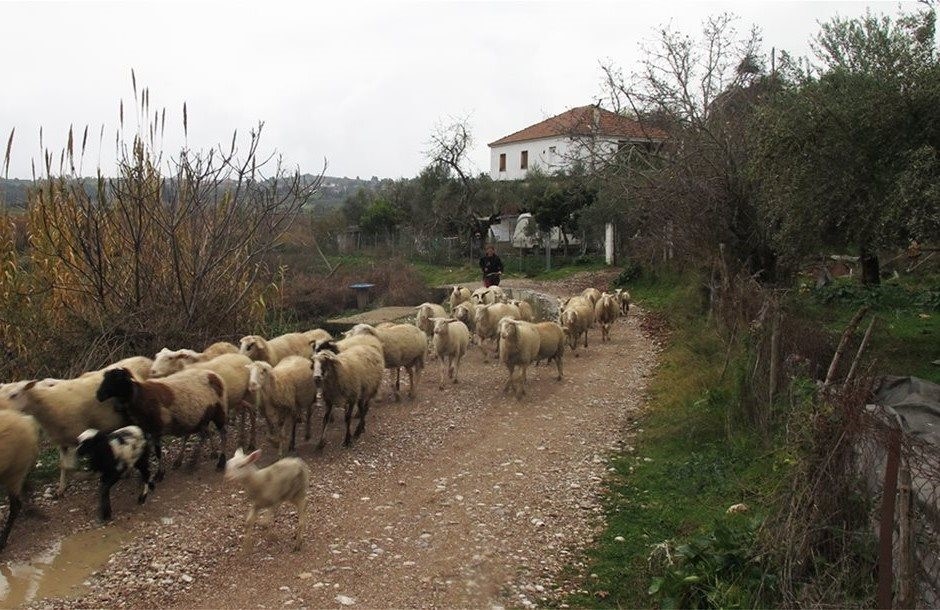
(358, 198, 403, 238)
(751, 7, 939, 284)
(342, 187, 373, 225)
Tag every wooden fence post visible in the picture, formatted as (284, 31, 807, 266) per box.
(897, 457, 914, 609)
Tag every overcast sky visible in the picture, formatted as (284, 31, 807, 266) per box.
(0, 0, 907, 180)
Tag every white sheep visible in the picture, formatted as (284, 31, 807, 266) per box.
(473, 302, 522, 360)
(239, 329, 331, 365)
(471, 286, 506, 305)
(448, 286, 472, 310)
(0, 409, 39, 551)
(311, 344, 385, 448)
(245, 356, 318, 458)
(581, 287, 602, 308)
(560, 305, 592, 355)
(594, 292, 619, 342)
(415, 302, 448, 343)
(347, 323, 426, 401)
(431, 318, 470, 389)
(453, 301, 477, 338)
(614, 288, 632, 316)
(150, 342, 238, 377)
(510, 299, 535, 322)
(225, 448, 309, 552)
(533, 321, 565, 380)
(498, 318, 541, 399)
(96, 367, 228, 480)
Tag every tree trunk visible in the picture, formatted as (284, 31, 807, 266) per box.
(860, 248, 880, 285)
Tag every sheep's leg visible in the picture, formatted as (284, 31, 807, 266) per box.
(393, 367, 402, 402)
(56, 445, 77, 496)
(304, 397, 314, 441)
(292, 495, 306, 551)
(153, 436, 165, 482)
(98, 470, 120, 521)
(342, 400, 354, 447)
(452, 352, 461, 384)
(503, 365, 514, 394)
(583, 330, 588, 349)
(555, 354, 563, 381)
(407, 366, 416, 399)
(238, 402, 247, 450)
(172, 435, 189, 470)
(248, 407, 257, 452)
(517, 366, 528, 400)
(439, 355, 447, 390)
(315, 402, 332, 452)
(353, 398, 368, 438)
(188, 432, 207, 470)
(243, 506, 258, 552)
(135, 450, 155, 504)
(0, 492, 22, 551)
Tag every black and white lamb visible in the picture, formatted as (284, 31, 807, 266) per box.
(76, 426, 155, 521)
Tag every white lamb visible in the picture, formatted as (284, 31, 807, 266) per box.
(246, 357, 318, 458)
(431, 318, 470, 389)
(225, 448, 309, 552)
(311, 344, 385, 448)
(453, 301, 477, 337)
(614, 288, 632, 316)
(498, 318, 542, 399)
(347, 323, 426, 401)
(594, 292, 619, 342)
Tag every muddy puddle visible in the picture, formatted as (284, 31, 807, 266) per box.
(0, 526, 128, 607)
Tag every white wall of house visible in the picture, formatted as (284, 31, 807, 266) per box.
(489, 136, 627, 181)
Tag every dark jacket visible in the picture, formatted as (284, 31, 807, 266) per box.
(479, 254, 504, 277)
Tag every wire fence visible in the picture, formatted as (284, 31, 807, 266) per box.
(856, 402, 940, 609)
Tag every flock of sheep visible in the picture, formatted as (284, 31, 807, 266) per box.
(0, 282, 630, 555)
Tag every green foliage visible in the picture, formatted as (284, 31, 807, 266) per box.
(648, 516, 774, 609)
(812, 279, 940, 311)
(751, 7, 939, 273)
(358, 198, 403, 236)
(612, 260, 643, 286)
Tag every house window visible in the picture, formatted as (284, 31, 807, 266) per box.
(499, 153, 506, 172)
(520, 150, 528, 169)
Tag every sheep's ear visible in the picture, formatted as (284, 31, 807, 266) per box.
(23, 380, 37, 391)
(247, 449, 262, 463)
(233, 447, 244, 459)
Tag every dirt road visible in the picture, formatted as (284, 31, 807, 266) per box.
(8, 273, 658, 609)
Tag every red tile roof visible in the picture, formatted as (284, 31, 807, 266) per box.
(488, 105, 667, 147)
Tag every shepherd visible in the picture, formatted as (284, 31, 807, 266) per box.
(479, 243, 504, 288)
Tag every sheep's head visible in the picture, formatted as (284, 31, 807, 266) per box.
(499, 318, 518, 341)
(245, 361, 273, 394)
(348, 324, 377, 337)
(225, 447, 262, 482)
(314, 339, 340, 354)
(473, 304, 490, 326)
(432, 317, 454, 337)
(311, 351, 339, 386)
(454, 304, 471, 325)
(97, 368, 135, 405)
(76, 428, 105, 458)
(150, 348, 194, 378)
(238, 335, 267, 361)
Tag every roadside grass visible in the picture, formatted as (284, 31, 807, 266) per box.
(562, 273, 780, 608)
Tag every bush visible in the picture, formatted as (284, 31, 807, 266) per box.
(614, 260, 643, 286)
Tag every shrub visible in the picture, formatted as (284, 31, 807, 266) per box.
(614, 260, 643, 286)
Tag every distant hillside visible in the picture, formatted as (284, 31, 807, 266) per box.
(0, 175, 389, 209)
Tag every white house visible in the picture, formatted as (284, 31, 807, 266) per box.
(488, 104, 666, 181)
(486, 104, 666, 260)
